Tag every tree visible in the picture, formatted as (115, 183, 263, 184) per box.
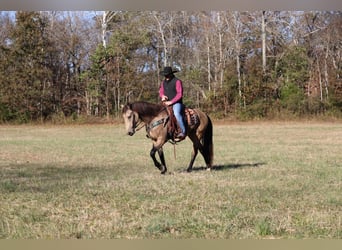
(85, 12, 154, 117)
(1, 11, 341, 122)
(0, 12, 15, 121)
(277, 46, 309, 113)
(44, 11, 99, 118)
(261, 11, 267, 75)
(0, 12, 53, 122)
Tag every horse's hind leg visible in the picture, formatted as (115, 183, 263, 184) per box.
(187, 145, 198, 172)
(188, 133, 212, 172)
(187, 134, 201, 172)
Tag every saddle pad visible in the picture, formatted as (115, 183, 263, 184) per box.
(185, 108, 199, 127)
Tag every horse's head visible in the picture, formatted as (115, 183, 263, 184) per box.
(122, 104, 139, 136)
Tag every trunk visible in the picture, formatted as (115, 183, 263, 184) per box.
(102, 12, 108, 48)
(153, 12, 168, 66)
(236, 54, 242, 99)
(219, 31, 223, 88)
(331, 50, 339, 79)
(218, 12, 224, 88)
(101, 11, 117, 49)
(117, 60, 121, 114)
(317, 57, 323, 101)
(324, 45, 329, 100)
(77, 100, 81, 117)
(261, 11, 267, 75)
(95, 91, 99, 116)
(242, 69, 247, 109)
(106, 78, 110, 120)
(102, 11, 116, 118)
(156, 44, 160, 85)
(207, 36, 211, 91)
(113, 86, 117, 116)
(85, 90, 90, 116)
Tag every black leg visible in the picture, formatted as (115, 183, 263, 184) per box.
(187, 145, 198, 172)
(150, 146, 167, 174)
(198, 143, 211, 170)
(150, 147, 161, 170)
(158, 148, 167, 174)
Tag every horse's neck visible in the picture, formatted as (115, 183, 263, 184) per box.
(139, 111, 166, 124)
(140, 115, 153, 124)
(134, 103, 166, 124)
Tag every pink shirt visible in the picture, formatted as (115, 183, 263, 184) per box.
(159, 79, 183, 104)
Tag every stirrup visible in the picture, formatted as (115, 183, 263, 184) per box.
(175, 133, 186, 142)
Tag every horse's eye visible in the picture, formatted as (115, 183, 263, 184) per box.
(128, 115, 132, 119)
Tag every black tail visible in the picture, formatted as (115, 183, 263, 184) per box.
(202, 115, 213, 167)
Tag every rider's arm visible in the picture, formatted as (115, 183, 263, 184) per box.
(159, 82, 168, 101)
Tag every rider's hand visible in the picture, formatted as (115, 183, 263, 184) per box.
(164, 101, 172, 106)
(161, 95, 168, 102)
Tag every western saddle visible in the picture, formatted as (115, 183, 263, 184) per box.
(165, 105, 199, 142)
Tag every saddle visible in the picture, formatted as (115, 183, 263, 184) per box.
(165, 105, 200, 142)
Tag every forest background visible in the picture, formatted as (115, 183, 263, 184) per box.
(0, 11, 341, 123)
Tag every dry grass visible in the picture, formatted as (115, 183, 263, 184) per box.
(0, 122, 341, 239)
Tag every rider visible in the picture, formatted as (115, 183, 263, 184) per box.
(159, 66, 186, 140)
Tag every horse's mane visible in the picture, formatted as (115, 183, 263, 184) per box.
(124, 101, 165, 117)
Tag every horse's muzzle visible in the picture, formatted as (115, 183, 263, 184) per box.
(128, 131, 135, 136)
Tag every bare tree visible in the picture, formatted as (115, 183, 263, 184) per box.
(100, 11, 118, 49)
(261, 11, 267, 75)
(224, 11, 245, 106)
(152, 11, 176, 67)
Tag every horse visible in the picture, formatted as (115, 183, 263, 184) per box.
(122, 101, 213, 174)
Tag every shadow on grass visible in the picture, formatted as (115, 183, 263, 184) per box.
(0, 163, 123, 194)
(189, 162, 266, 172)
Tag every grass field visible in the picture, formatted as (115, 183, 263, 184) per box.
(0, 122, 341, 239)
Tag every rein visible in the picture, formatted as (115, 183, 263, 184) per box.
(128, 103, 181, 161)
(134, 105, 168, 132)
(134, 120, 145, 132)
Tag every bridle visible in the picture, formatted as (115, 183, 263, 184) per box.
(127, 104, 169, 133)
(129, 110, 145, 132)
(134, 118, 145, 132)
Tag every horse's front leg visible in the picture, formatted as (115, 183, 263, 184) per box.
(150, 146, 167, 174)
(158, 148, 167, 174)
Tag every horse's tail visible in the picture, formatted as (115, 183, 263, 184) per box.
(202, 114, 213, 167)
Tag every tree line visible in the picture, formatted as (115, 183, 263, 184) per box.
(0, 11, 341, 123)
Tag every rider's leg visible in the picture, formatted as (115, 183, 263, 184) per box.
(173, 103, 186, 135)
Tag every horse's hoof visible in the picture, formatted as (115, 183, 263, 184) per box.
(186, 168, 192, 173)
(206, 167, 211, 171)
(160, 166, 167, 174)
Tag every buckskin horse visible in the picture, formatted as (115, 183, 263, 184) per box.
(122, 101, 213, 174)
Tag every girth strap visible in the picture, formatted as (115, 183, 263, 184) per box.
(146, 117, 168, 132)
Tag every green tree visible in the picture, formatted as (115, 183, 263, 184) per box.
(277, 46, 309, 114)
(0, 12, 52, 122)
(85, 12, 153, 117)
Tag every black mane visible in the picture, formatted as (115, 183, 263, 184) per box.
(124, 101, 165, 117)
